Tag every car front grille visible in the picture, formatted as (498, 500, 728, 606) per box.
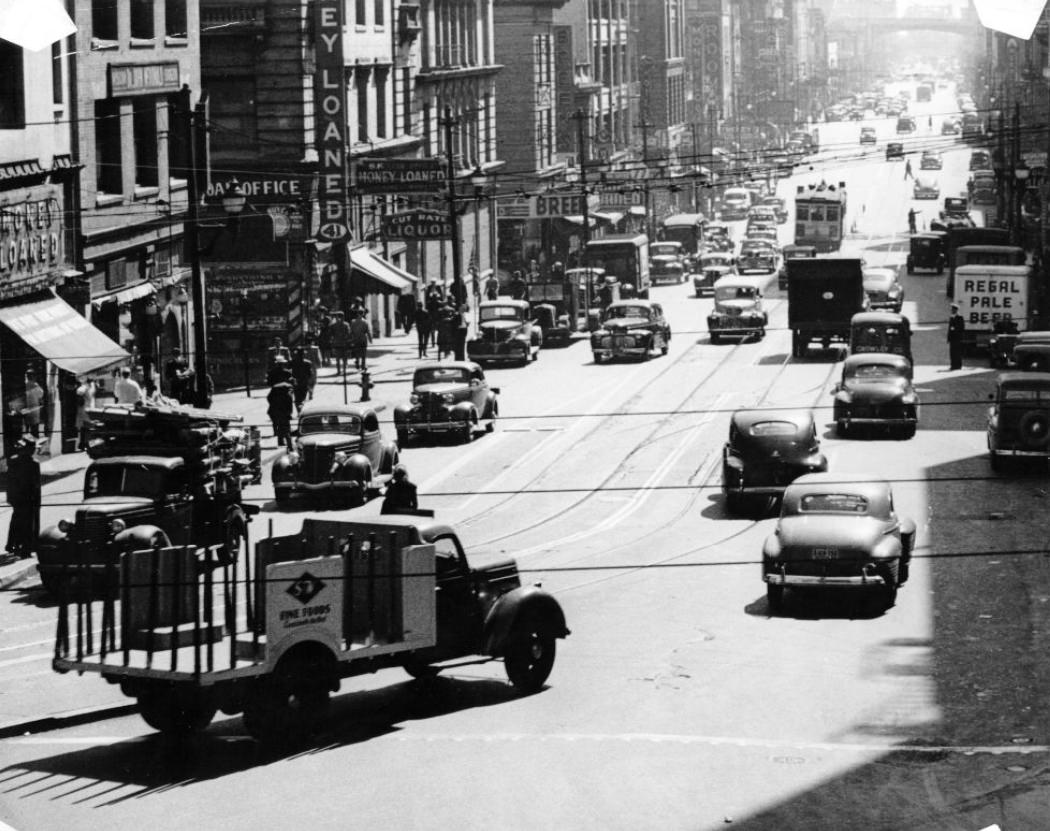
(302, 445, 334, 483)
(75, 513, 114, 547)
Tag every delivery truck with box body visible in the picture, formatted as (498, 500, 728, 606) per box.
(954, 263, 1035, 352)
(787, 257, 868, 357)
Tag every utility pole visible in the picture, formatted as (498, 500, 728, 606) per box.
(178, 85, 210, 409)
(440, 106, 466, 308)
(635, 117, 653, 238)
(572, 110, 591, 248)
(690, 122, 701, 212)
(1012, 101, 1022, 246)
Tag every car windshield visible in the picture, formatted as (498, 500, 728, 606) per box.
(606, 305, 649, 320)
(479, 306, 524, 323)
(715, 285, 757, 301)
(299, 413, 361, 435)
(799, 493, 869, 513)
(749, 421, 798, 438)
(85, 465, 167, 498)
(414, 366, 472, 386)
(651, 244, 679, 256)
(848, 364, 902, 380)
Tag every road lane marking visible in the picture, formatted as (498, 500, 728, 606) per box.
(512, 392, 732, 557)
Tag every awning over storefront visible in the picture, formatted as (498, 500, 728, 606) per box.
(0, 291, 129, 377)
(592, 210, 624, 225)
(627, 206, 647, 217)
(91, 280, 157, 307)
(348, 247, 417, 293)
(561, 215, 598, 227)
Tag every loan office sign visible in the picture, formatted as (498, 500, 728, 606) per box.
(313, 0, 351, 243)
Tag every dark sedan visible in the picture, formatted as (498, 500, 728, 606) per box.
(722, 409, 828, 515)
(762, 473, 916, 611)
(832, 353, 919, 438)
(591, 300, 671, 363)
(394, 362, 499, 444)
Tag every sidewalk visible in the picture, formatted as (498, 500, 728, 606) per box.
(0, 328, 422, 591)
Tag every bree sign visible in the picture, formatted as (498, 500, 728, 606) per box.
(382, 210, 452, 241)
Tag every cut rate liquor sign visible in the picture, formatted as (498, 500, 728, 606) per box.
(313, 0, 351, 243)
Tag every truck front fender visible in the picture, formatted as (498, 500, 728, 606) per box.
(482, 586, 570, 657)
(113, 525, 171, 554)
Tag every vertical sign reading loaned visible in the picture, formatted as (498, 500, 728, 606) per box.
(314, 0, 351, 243)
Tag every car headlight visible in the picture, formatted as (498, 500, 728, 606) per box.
(334, 451, 348, 465)
(410, 392, 420, 405)
(901, 394, 916, 405)
(286, 452, 300, 465)
(57, 519, 72, 534)
(109, 519, 126, 535)
(442, 393, 455, 404)
(888, 287, 901, 297)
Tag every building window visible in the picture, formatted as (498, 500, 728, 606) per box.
(51, 42, 63, 104)
(133, 99, 159, 187)
(166, 95, 188, 182)
(374, 0, 384, 26)
(131, 0, 155, 40)
(355, 68, 370, 143)
(165, 0, 187, 38)
(95, 100, 123, 195)
(355, 0, 366, 25)
(401, 67, 411, 134)
(375, 68, 387, 139)
(207, 77, 257, 149)
(0, 42, 25, 128)
(92, 0, 118, 41)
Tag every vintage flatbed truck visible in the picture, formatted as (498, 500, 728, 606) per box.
(52, 515, 570, 745)
(37, 403, 261, 598)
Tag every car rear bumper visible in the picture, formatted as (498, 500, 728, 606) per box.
(764, 565, 889, 589)
(593, 347, 647, 359)
(840, 416, 917, 426)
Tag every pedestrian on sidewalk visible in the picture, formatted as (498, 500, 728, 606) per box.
(328, 311, 352, 375)
(904, 157, 913, 180)
(381, 464, 418, 514)
(453, 302, 469, 361)
(908, 208, 918, 234)
(414, 304, 432, 359)
(437, 301, 456, 360)
(948, 303, 965, 370)
(349, 310, 371, 371)
(426, 290, 443, 349)
(114, 367, 144, 406)
(397, 293, 416, 336)
(484, 272, 499, 301)
(267, 355, 293, 387)
(266, 379, 295, 450)
(290, 347, 315, 414)
(165, 347, 192, 403)
(75, 378, 95, 451)
(22, 371, 43, 438)
(316, 307, 332, 367)
(5, 438, 40, 560)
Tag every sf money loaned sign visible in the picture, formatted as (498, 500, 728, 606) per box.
(313, 0, 351, 243)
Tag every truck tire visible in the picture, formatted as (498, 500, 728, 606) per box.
(766, 582, 784, 612)
(242, 654, 332, 746)
(504, 616, 556, 694)
(138, 687, 217, 737)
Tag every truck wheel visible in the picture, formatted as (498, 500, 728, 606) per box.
(138, 687, 216, 737)
(403, 660, 441, 680)
(1019, 411, 1050, 449)
(504, 618, 556, 694)
(243, 673, 330, 747)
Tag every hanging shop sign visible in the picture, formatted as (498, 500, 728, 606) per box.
(313, 0, 351, 243)
(381, 209, 453, 240)
(353, 159, 445, 194)
(0, 186, 63, 282)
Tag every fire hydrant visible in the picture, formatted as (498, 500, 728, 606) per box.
(359, 368, 373, 402)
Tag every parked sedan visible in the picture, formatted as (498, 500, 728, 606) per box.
(591, 300, 671, 363)
(272, 403, 400, 507)
(393, 362, 499, 445)
(762, 473, 916, 611)
(912, 176, 940, 200)
(832, 353, 919, 438)
(722, 409, 828, 515)
(862, 267, 904, 313)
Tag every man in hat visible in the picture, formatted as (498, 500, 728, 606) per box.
(5, 438, 40, 559)
(327, 311, 352, 375)
(348, 309, 371, 371)
(165, 347, 192, 402)
(947, 302, 966, 370)
(381, 464, 418, 514)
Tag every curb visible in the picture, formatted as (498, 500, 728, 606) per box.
(0, 559, 38, 591)
(0, 703, 139, 740)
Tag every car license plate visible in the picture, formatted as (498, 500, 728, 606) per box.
(812, 547, 838, 560)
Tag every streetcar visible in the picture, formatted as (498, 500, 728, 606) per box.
(793, 182, 847, 253)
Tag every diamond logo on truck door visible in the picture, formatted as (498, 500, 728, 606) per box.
(286, 572, 326, 605)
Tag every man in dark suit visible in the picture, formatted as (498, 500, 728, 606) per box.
(6, 438, 40, 559)
(947, 303, 966, 370)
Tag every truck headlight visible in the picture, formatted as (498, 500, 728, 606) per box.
(109, 519, 126, 535)
(410, 392, 421, 405)
(286, 452, 300, 465)
(334, 451, 348, 465)
(442, 393, 455, 404)
(57, 519, 72, 534)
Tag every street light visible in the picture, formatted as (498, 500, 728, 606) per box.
(470, 165, 488, 309)
(1015, 161, 1031, 247)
